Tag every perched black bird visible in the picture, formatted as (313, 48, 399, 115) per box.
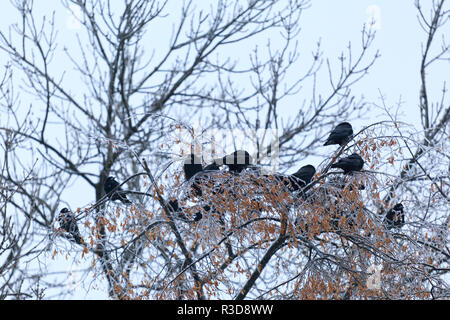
(166, 198, 189, 221)
(285, 165, 316, 191)
(203, 162, 221, 172)
(192, 205, 211, 222)
(58, 208, 83, 244)
(331, 153, 364, 174)
(329, 175, 365, 191)
(183, 155, 220, 197)
(384, 203, 405, 230)
(183, 154, 203, 180)
(330, 210, 358, 230)
(167, 199, 181, 213)
(324, 122, 353, 146)
(166, 198, 203, 222)
(222, 150, 253, 173)
(104, 176, 132, 204)
(292, 165, 316, 186)
(183, 154, 204, 197)
(193, 211, 203, 222)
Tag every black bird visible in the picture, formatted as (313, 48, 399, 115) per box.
(222, 150, 253, 173)
(286, 165, 316, 191)
(58, 208, 83, 244)
(192, 204, 218, 222)
(193, 211, 203, 222)
(203, 162, 221, 172)
(324, 122, 353, 146)
(331, 153, 364, 174)
(183, 154, 203, 180)
(192, 205, 210, 222)
(195, 161, 224, 198)
(329, 175, 365, 191)
(384, 203, 405, 230)
(104, 176, 132, 204)
(167, 199, 182, 213)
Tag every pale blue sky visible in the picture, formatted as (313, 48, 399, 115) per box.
(1, 1, 447, 299)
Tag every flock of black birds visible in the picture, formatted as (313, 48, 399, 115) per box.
(56, 122, 406, 244)
(323, 122, 353, 146)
